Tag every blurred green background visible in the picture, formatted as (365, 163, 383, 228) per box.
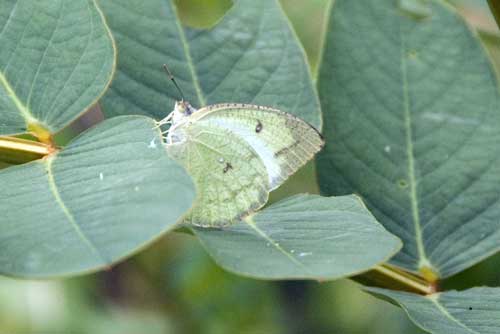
(2, 1, 500, 333)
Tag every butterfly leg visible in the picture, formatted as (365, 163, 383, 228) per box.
(160, 129, 172, 145)
(160, 127, 174, 145)
(154, 111, 175, 129)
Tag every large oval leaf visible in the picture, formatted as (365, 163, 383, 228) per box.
(0, 116, 194, 278)
(367, 287, 500, 334)
(98, 0, 321, 128)
(193, 194, 401, 280)
(316, 0, 500, 279)
(0, 0, 115, 136)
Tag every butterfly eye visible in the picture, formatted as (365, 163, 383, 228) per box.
(185, 103, 196, 115)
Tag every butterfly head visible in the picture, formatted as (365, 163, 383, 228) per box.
(171, 100, 197, 125)
(174, 100, 196, 116)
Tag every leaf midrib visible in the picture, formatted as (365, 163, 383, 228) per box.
(400, 28, 432, 271)
(44, 156, 106, 264)
(0, 2, 39, 126)
(244, 216, 312, 273)
(172, 2, 206, 107)
(427, 294, 479, 334)
(0, 70, 35, 124)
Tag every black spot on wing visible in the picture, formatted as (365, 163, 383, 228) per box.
(223, 162, 233, 173)
(255, 120, 263, 133)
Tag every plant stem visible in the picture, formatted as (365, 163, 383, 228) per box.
(374, 264, 434, 294)
(0, 136, 52, 164)
(488, 0, 500, 29)
(353, 263, 435, 295)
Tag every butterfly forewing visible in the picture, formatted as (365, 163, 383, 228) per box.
(167, 122, 270, 227)
(196, 104, 324, 190)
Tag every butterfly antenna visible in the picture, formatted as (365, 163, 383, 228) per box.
(163, 64, 185, 101)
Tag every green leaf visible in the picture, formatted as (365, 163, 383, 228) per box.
(174, 0, 233, 29)
(98, 0, 321, 128)
(399, 0, 432, 19)
(0, 0, 115, 136)
(193, 194, 401, 280)
(316, 0, 500, 279)
(0, 116, 195, 278)
(366, 287, 500, 334)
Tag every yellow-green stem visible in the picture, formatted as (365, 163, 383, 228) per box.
(0, 136, 52, 164)
(353, 263, 435, 295)
(488, 0, 500, 29)
(372, 264, 434, 294)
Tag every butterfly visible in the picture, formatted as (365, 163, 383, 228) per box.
(156, 67, 324, 228)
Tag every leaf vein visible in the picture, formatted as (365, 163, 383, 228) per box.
(44, 156, 107, 265)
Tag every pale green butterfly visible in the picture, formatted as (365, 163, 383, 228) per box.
(156, 66, 324, 228)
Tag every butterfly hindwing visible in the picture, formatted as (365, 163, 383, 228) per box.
(167, 122, 270, 227)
